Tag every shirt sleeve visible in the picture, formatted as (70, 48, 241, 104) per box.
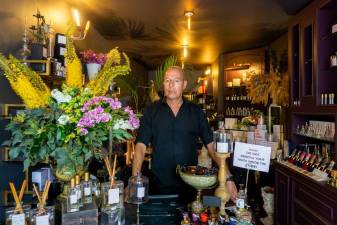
(198, 108, 213, 145)
(135, 104, 153, 146)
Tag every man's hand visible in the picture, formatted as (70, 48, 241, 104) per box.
(226, 180, 238, 202)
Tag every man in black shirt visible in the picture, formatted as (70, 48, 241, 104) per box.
(132, 66, 237, 201)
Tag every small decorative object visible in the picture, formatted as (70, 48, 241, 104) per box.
(214, 123, 232, 153)
(82, 172, 93, 204)
(6, 180, 29, 225)
(232, 78, 241, 87)
(75, 175, 83, 207)
(31, 181, 53, 225)
(177, 165, 217, 214)
(80, 50, 106, 80)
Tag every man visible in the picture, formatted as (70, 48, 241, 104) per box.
(132, 66, 237, 201)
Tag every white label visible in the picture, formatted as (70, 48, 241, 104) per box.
(70, 194, 77, 204)
(43, 47, 48, 58)
(36, 214, 49, 225)
(57, 35, 66, 45)
(108, 188, 120, 204)
(217, 142, 228, 153)
(59, 47, 66, 56)
(84, 187, 91, 196)
(233, 142, 272, 172)
(11, 213, 25, 225)
(236, 198, 245, 209)
(137, 187, 145, 198)
(77, 189, 82, 200)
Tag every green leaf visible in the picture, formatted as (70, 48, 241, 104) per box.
(23, 158, 31, 171)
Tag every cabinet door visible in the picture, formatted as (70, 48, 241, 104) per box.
(274, 167, 291, 225)
(300, 18, 315, 98)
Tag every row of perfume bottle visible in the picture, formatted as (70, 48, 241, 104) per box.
(68, 172, 149, 213)
(287, 148, 335, 174)
(225, 95, 252, 101)
(320, 93, 335, 105)
(296, 120, 335, 141)
(225, 107, 255, 117)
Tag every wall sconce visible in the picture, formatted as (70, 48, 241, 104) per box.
(184, 11, 194, 30)
(182, 45, 188, 58)
(205, 66, 211, 75)
(71, 9, 90, 40)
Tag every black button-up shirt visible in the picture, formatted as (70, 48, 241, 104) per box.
(136, 99, 213, 187)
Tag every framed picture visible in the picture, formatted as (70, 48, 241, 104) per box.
(1, 104, 25, 118)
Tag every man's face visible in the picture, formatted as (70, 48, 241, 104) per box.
(163, 68, 187, 101)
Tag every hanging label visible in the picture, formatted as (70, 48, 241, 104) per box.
(137, 187, 145, 198)
(108, 188, 120, 204)
(57, 35, 66, 45)
(36, 214, 49, 225)
(11, 213, 25, 225)
(217, 142, 228, 153)
(70, 194, 77, 204)
(84, 187, 91, 196)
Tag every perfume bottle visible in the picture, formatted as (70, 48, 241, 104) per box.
(67, 178, 79, 212)
(236, 184, 246, 210)
(82, 172, 92, 204)
(75, 175, 83, 207)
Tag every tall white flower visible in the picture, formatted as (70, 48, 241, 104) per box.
(51, 89, 72, 103)
(57, 115, 70, 125)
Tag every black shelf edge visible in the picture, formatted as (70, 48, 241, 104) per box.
(294, 132, 335, 143)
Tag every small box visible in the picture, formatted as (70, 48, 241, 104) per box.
(32, 169, 48, 191)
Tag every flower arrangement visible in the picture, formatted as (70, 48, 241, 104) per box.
(80, 49, 106, 65)
(0, 24, 136, 173)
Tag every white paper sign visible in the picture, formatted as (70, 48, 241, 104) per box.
(233, 142, 271, 172)
(108, 188, 120, 204)
(57, 35, 66, 45)
(36, 214, 49, 225)
(70, 194, 77, 204)
(60, 47, 66, 56)
(84, 187, 91, 196)
(12, 213, 25, 225)
(137, 187, 145, 198)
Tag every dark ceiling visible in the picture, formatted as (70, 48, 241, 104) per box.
(74, 0, 313, 68)
(0, 0, 313, 69)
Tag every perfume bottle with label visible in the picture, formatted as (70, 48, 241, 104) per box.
(67, 178, 79, 212)
(75, 175, 83, 207)
(82, 172, 92, 204)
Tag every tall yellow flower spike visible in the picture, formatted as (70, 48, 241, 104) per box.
(65, 23, 83, 88)
(0, 54, 50, 108)
(86, 48, 131, 96)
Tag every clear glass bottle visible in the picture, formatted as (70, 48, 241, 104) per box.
(128, 172, 149, 204)
(101, 180, 124, 212)
(214, 122, 231, 153)
(75, 175, 83, 207)
(67, 178, 79, 212)
(82, 172, 92, 204)
(236, 184, 246, 210)
(5, 205, 30, 225)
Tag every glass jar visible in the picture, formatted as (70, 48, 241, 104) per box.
(29, 206, 54, 225)
(101, 206, 125, 225)
(5, 205, 30, 225)
(214, 127, 232, 153)
(127, 172, 149, 204)
(101, 180, 124, 211)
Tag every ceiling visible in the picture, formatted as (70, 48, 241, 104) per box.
(0, 0, 313, 68)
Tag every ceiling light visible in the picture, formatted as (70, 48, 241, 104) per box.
(205, 66, 211, 75)
(184, 11, 194, 30)
(72, 8, 81, 27)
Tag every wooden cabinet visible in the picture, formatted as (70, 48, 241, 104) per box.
(275, 162, 337, 225)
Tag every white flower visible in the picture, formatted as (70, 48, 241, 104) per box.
(51, 89, 72, 103)
(113, 119, 132, 130)
(57, 115, 70, 125)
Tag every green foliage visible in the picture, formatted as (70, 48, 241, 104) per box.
(114, 74, 139, 110)
(154, 55, 177, 91)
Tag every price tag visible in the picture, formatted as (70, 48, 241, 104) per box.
(84, 187, 91, 196)
(12, 213, 25, 225)
(36, 214, 49, 225)
(137, 187, 145, 198)
(217, 142, 228, 153)
(70, 194, 77, 204)
(108, 188, 119, 204)
(236, 198, 245, 209)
